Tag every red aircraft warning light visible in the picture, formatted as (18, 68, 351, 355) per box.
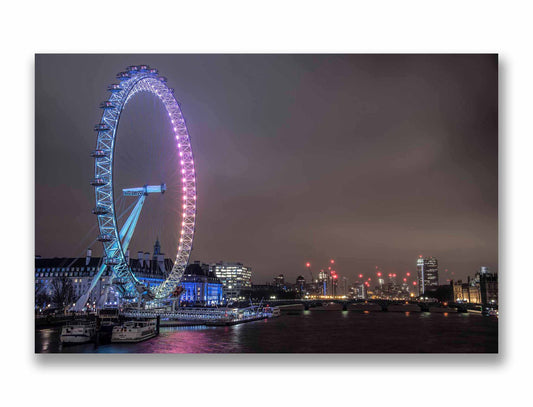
(330, 259, 335, 264)
(358, 274, 363, 278)
(406, 272, 410, 277)
(413, 281, 417, 285)
(377, 272, 382, 277)
(306, 262, 310, 268)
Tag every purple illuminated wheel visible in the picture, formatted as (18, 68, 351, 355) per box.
(92, 65, 196, 300)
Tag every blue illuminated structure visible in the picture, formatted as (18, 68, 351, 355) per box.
(73, 66, 197, 311)
(179, 263, 224, 306)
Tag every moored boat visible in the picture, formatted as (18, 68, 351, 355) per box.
(482, 307, 499, 317)
(264, 306, 281, 317)
(111, 319, 158, 343)
(60, 320, 96, 344)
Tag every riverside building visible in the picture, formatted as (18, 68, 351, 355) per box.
(213, 262, 252, 301)
(452, 278, 482, 304)
(476, 266, 498, 305)
(178, 262, 223, 305)
(35, 240, 172, 309)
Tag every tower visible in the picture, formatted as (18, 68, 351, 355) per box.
(417, 255, 439, 295)
(153, 237, 161, 257)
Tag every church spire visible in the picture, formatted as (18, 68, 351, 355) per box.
(153, 237, 161, 256)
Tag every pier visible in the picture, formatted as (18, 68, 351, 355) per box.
(122, 305, 278, 326)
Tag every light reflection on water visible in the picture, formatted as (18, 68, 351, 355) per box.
(35, 311, 498, 354)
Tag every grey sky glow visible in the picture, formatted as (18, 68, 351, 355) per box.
(35, 54, 498, 285)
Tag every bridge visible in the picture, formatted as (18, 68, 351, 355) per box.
(258, 298, 488, 313)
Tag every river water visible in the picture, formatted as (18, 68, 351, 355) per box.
(35, 311, 498, 353)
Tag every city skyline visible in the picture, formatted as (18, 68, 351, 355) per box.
(35, 54, 498, 284)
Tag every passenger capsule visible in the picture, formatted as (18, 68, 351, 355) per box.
(90, 178, 108, 187)
(158, 76, 167, 83)
(99, 101, 115, 109)
(94, 123, 110, 132)
(92, 206, 109, 215)
(97, 233, 113, 242)
(107, 84, 122, 92)
(148, 68, 158, 75)
(139, 65, 149, 71)
(91, 150, 108, 159)
(116, 71, 131, 81)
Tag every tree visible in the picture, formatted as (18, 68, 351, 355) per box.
(50, 276, 75, 312)
(35, 283, 51, 309)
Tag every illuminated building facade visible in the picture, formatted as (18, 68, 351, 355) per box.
(417, 256, 439, 295)
(477, 266, 498, 305)
(213, 262, 252, 301)
(296, 275, 306, 294)
(349, 283, 367, 299)
(34, 241, 171, 309)
(178, 262, 223, 305)
(452, 279, 482, 303)
(273, 274, 285, 288)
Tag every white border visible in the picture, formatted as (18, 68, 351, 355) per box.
(3, 1, 530, 406)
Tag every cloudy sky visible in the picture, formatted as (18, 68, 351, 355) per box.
(35, 54, 498, 284)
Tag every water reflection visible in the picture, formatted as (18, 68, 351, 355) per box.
(35, 312, 498, 353)
(39, 329, 53, 352)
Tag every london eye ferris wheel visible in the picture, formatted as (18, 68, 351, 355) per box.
(75, 65, 196, 310)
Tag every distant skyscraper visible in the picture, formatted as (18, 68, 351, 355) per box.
(273, 274, 285, 287)
(417, 256, 439, 295)
(296, 275, 306, 293)
(317, 269, 327, 281)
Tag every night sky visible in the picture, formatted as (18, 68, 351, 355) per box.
(35, 54, 498, 285)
